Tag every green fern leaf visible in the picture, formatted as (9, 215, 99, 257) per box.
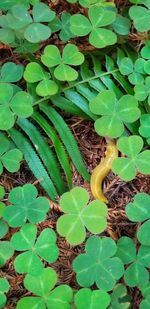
(32, 111, 72, 189)
(17, 118, 66, 195)
(40, 104, 90, 182)
(8, 128, 58, 201)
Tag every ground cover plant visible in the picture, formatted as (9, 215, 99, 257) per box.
(0, 0, 150, 308)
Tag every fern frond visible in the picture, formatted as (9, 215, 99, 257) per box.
(39, 104, 90, 182)
(8, 128, 58, 201)
(32, 111, 72, 189)
(17, 118, 66, 195)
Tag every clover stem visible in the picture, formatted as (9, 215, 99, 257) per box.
(33, 69, 119, 106)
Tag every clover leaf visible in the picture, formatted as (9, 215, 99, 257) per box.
(70, 5, 117, 48)
(17, 267, 73, 309)
(3, 183, 50, 227)
(0, 241, 14, 267)
(0, 133, 22, 175)
(56, 187, 108, 245)
(116, 237, 150, 287)
(0, 83, 33, 130)
(126, 193, 150, 245)
(134, 77, 150, 104)
(112, 135, 150, 181)
(0, 278, 9, 309)
(129, 5, 150, 32)
(11, 223, 59, 275)
(140, 283, 150, 309)
(119, 57, 146, 85)
(112, 15, 131, 35)
(41, 44, 84, 81)
(73, 236, 124, 291)
(24, 62, 58, 97)
(50, 13, 76, 41)
(0, 186, 8, 239)
(0, 62, 24, 83)
(89, 90, 140, 138)
(141, 40, 150, 59)
(67, 0, 107, 8)
(109, 284, 131, 309)
(74, 288, 111, 309)
(139, 114, 150, 144)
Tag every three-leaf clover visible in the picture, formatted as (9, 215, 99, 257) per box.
(112, 135, 150, 181)
(50, 13, 76, 41)
(0, 278, 9, 309)
(89, 90, 140, 138)
(24, 62, 58, 97)
(0, 83, 33, 130)
(3, 183, 50, 227)
(109, 284, 131, 309)
(56, 187, 108, 245)
(129, 5, 150, 32)
(0, 3, 55, 44)
(119, 57, 146, 85)
(74, 288, 111, 309)
(70, 5, 117, 48)
(134, 77, 150, 104)
(139, 114, 150, 144)
(11, 223, 59, 275)
(41, 44, 84, 81)
(73, 236, 124, 291)
(0, 241, 14, 267)
(116, 237, 150, 287)
(0, 133, 22, 175)
(17, 267, 73, 308)
(126, 193, 150, 245)
(0, 186, 8, 239)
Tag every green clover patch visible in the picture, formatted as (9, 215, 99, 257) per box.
(112, 135, 150, 181)
(0, 83, 33, 130)
(17, 267, 73, 309)
(11, 223, 59, 275)
(73, 236, 124, 291)
(119, 57, 146, 85)
(70, 5, 117, 48)
(56, 187, 108, 245)
(89, 90, 140, 138)
(24, 62, 58, 97)
(41, 44, 84, 81)
(3, 183, 50, 227)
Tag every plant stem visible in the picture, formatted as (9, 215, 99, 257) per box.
(33, 69, 119, 106)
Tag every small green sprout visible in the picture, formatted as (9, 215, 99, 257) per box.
(56, 187, 108, 245)
(3, 184, 50, 227)
(11, 223, 59, 275)
(70, 5, 117, 48)
(89, 90, 140, 138)
(73, 236, 124, 291)
(41, 44, 84, 81)
(17, 267, 73, 309)
(112, 135, 150, 181)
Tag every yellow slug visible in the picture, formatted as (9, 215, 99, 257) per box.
(90, 138, 118, 203)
